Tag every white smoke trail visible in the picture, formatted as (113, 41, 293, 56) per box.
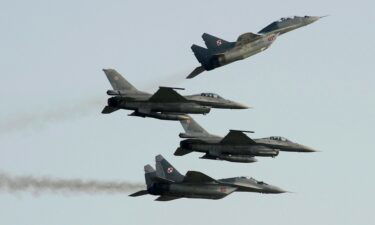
(0, 172, 145, 196)
(0, 96, 104, 136)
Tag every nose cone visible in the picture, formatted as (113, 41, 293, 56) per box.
(265, 185, 288, 194)
(228, 101, 251, 109)
(306, 15, 326, 24)
(299, 144, 319, 153)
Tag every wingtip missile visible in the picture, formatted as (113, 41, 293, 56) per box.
(229, 129, 255, 133)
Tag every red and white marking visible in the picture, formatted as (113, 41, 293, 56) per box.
(167, 167, 174, 173)
(220, 186, 227, 193)
(216, 39, 222, 46)
(268, 35, 276, 42)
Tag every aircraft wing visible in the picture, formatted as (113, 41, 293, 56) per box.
(155, 195, 182, 201)
(236, 32, 263, 46)
(220, 130, 256, 145)
(182, 171, 217, 183)
(148, 87, 188, 103)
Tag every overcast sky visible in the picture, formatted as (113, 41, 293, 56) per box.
(0, 0, 374, 225)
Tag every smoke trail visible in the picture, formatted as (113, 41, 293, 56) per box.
(0, 172, 145, 196)
(0, 96, 104, 136)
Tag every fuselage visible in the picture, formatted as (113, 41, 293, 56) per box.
(222, 33, 278, 63)
(148, 182, 236, 200)
(205, 33, 278, 71)
(147, 177, 285, 199)
(180, 139, 279, 157)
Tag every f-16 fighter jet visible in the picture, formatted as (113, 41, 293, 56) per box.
(187, 15, 325, 79)
(102, 69, 248, 120)
(129, 155, 286, 201)
(175, 116, 317, 163)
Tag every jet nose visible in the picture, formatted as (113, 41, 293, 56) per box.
(307, 15, 326, 24)
(230, 101, 251, 109)
(268, 185, 288, 194)
(300, 145, 319, 153)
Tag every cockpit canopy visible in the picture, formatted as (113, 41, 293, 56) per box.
(257, 181, 268, 185)
(279, 16, 310, 22)
(239, 176, 268, 185)
(269, 136, 290, 142)
(200, 93, 223, 99)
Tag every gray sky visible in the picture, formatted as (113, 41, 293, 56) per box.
(0, 0, 374, 224)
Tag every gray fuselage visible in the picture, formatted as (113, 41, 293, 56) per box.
(216, 33, 278, 67)
(180, 138, 279, 158)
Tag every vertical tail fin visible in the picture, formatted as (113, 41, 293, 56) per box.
(191, 44, 211, 65)
(103, 69, 138, 91)
(180, 116, 209, 137)
(129, 165, 154, 197)
(155, 155, 184, 182)
(202, 33, 234, 52)
(202, 33, 233, 51)
(144, 164, 157, 188)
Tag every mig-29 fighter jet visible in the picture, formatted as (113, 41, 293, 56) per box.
(187, 15, 326, 79)
(102, 69, 248, 120)
(175, 116, 317, 163)
(129, 155, 286, 201)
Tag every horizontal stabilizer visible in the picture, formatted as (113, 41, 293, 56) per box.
(101, 106, 119, 114)
(220, 130, 256, 145)
(174, 147, 193, 156)
(148, 87, 187, 103)
(129, 190, 149, 197)
(187, 66, 205, 79)
(183, 171, 217, 183)
(155, 195, 181, 201)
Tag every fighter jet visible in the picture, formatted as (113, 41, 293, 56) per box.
(175, 116, 317, 163)
(129, 155, 286, 201)
(102, 69, 248, 120)
(187, 15, 325, 79)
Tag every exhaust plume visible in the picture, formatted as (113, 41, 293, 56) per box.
(0, 172, 144, 196)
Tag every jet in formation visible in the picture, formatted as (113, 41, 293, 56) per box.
(175, 116, 317, 163)
(102, 69, 249, 120)
(187, 15, 326, 79)
(129, 155, 286, 201)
